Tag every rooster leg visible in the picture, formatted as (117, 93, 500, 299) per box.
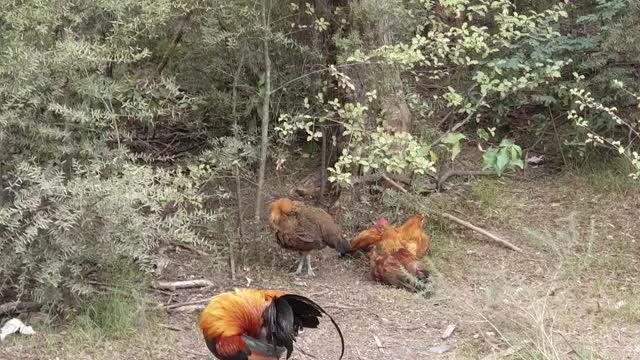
(292, 253, 306, 275)
(304, 254, 315, 277)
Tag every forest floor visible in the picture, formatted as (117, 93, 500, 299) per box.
(2, 166, 640, 360)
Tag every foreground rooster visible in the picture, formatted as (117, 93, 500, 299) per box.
(369, 222, 429, 291)
(268, 198, 342, 276)
(199, 289, 344, 360)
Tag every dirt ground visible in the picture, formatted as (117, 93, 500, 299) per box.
(2, 171, 639, 359)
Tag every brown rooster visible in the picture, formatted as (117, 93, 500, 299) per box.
(337, 218, 388, 256)
(268, 198, 342, 276)
(397, 214, 430, 258)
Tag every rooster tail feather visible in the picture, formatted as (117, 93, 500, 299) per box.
(280, 294, 345, 360)
(264, 297, 296, 358)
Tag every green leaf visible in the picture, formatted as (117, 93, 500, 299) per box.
(512, 159, 524, 169)
(477, 128, 490, 141)
(481, 148, 498, 171)
(440, 133, 466, 160)
(496, 149, 509, 176)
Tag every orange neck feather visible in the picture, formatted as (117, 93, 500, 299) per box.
(268, 198, 294, 224)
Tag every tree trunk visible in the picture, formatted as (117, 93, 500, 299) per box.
(356, 1, 411, 133)
(255, 0, 272, 221)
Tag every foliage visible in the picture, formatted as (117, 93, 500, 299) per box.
(481, 138, 524, 176)
(277, 0, 575, 182)
(0, 160, 213, 310)
(567, 75, 640, 179)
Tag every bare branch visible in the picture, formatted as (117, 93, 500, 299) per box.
(441, 212, 523, 253)
(151, 279, 213, 291)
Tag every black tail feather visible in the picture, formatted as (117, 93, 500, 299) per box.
(281, 294, 345, 360)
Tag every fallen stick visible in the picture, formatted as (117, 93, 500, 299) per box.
(381, 172, 522, 253)
(168, 304, 206, 312)
(381, 174, 408, 193)
(152, 279, 213, 291)
(441, 212, 523, 253)
(0, 301, 40, 315)
(159, 298, 212, 310)
(159, 323, 185, 332)
(170, 241, 209, 256)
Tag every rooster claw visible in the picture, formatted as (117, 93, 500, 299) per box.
(291, 255, 316, 277)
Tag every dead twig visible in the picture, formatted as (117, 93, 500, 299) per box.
(0, 301, 40, 315)
(151, 279, 213, 291)
(431, 93, 486, 147)
(167, 304, 206, 313)
(170, 241, 209, 256)
(159, 297, 212, 310)
(159, 323, 185, 332)
(373, 334, 385, 353)
(381, 174, 408, 193)
(441, 212, 523, 253)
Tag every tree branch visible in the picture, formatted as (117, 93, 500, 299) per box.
(431, 93, 486, 147)
(157, 11, 193, 76)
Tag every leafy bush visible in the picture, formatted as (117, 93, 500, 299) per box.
(0, 160, 212, 311)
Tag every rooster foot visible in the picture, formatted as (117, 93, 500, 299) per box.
(291, 255, 306, 276)
(303, 254, 316, 277)
(292, 255, 315, 277)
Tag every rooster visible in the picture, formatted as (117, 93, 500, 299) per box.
(396, 215, 430, 258)
(337, 218, 388, 256)
(199, 289, 344, 360)
(268, 198, 343, 276)
(370, 248, 429, 292)
(369, 222, 429, 291)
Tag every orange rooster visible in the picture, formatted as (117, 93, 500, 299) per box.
(337, 218, 388, 256)
(341, 215, 430, 259)
(396, 215, 430, 258)
(199, 289, 344, 359)
(368, 222, 429, 291)
(268, 198, 343, 276)
(370, 248, 429, 292)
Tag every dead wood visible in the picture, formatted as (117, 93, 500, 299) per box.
(441, 212, 523, 253)
(159, 298, 212, 311)
(0, 301, 40, 315)
(169, 240, 209, 256)
(381, 174, 408, 193)
(159, 323, 185, 332)
(167, 304, 206, 312)
(151, 279, 213, 291)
